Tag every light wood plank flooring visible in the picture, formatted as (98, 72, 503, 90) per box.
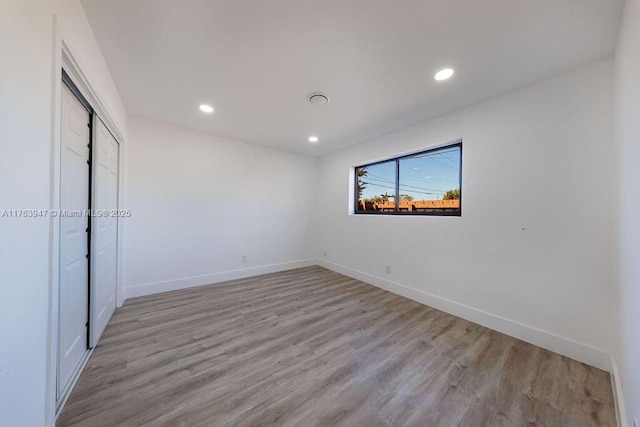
(58, 266, 615, 426)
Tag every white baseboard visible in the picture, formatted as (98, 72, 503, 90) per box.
(55, 347, 94, 420)
(610, 354, 629, 427)
(124, 259, 316, 299)
(125, 258, 613, 372)
(317, 259, 611, 371)
(122, 258, 626, 422)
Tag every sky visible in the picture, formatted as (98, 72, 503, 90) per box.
(358, 146, 460, 201)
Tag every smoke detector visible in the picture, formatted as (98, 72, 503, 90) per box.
(308, 92, 329, 106)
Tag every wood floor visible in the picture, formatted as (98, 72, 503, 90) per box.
(57, 266, 615, 426)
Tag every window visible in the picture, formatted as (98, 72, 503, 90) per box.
(354, 142, 462, 216)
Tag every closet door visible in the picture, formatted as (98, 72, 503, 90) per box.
(90, 117, 119, 347)
(58, 83, 90, 396)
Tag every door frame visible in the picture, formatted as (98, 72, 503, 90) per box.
(46, 14, 127, 425)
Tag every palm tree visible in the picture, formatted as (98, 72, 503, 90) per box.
(356, 168, 368, 199)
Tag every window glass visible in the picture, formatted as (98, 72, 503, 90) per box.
(398, 145, 461, 214)
(354, 142, 461, 216)
(355, 160, 396, 213)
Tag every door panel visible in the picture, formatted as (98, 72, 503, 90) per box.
(58, 83, 90, 396)
(90, 118, 119, 347)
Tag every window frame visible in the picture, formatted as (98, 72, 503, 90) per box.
(353, 141, 462, 217)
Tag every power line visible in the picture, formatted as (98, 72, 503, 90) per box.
(362, 186, 442, 196)
(364, 177, 449, 193)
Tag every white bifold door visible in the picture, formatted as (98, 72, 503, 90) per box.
(90, 118, 119, 347)
(58, 83, 91, 396)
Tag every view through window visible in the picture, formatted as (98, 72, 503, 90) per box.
(355, 142, 462, 216)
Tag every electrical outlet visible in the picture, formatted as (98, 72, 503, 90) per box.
(323, 251, 327, 257)
(385, 264, 391, 274)
(241, 255, 247, 264)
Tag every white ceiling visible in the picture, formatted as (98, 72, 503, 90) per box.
(81, 0, 623, 157)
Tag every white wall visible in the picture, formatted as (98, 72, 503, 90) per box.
(316, 59, 615, 369)
(0, 2, 626, 426)
(123, 117, 317, 297)
(0, 1, 126, 426)
(54, 1, 128, 135)
(614, 0, 640, 423)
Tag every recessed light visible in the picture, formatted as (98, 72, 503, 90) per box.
(308, 136, 319, 143)
(434, 68, 455, 81)
(308, 92, 329, 106)
(199, 104, 214, 113)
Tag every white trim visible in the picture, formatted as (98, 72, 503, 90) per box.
(54, 348, 94, 419)
(317, 259, 612, 371)
(610, 354, 629, 427)
(117, 131, 126, 308)
(124, 259, 316, 299)
(45, 14, 62, 427)
(61, 45, 124, 143)
(47, 18, 128, 427)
